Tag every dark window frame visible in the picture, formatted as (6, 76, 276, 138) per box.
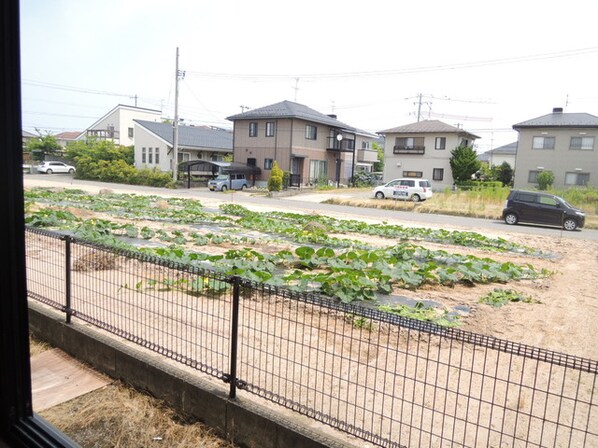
(1, 1, 80, 445)
(433, 168, 444, 181)
(402, 170, 423, 178)
(532, 136, 555, 150)
(249, 122, 258, 137)
(264, 158, 273, 170)
(434, 137, 446, 150)
(305, 124, 317, 140)
(265, 122, 275, 137)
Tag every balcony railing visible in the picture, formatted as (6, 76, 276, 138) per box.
(393, 145, 425, 154)
(327, 137, 355, 152)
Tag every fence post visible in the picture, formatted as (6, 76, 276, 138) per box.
(63, 235, 73, 324)
(229, 276, 240, 399)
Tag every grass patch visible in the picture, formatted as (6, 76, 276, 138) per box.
(324, 187, 598, 229)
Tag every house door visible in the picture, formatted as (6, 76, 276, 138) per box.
(290, 157, 304, 187)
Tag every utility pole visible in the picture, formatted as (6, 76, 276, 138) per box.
(172, 47, 185, 182)
(416, 93, 422, 122)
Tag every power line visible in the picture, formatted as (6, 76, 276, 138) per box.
(185, 46, 598, 80)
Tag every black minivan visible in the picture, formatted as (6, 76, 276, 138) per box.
(502, 190, 585, 231)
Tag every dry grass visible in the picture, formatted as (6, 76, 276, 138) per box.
(324, 192, 598, 229)
(30, 338, 235, 448)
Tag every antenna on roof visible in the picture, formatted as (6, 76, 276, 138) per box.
(240, 105, 250, 113)
(293, 78, 300, 102)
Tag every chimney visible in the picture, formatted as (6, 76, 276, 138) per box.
(552, 107, 563, 113)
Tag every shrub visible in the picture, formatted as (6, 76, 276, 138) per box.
(536, 171, 555, 190)
(268, 161, 283, 192)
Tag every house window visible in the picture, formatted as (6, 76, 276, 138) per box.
(128, 127, 134, 138)
(435, 137, 446, 150)
(148, 147, 153, 164)
(155, 148, 159, 164)
(305, 124, 317, 140)
(142, 147, 146, 164)
(264, 158, 273, 170)
(177, 152, 190, 163)
(247, 158, 256, 166)
(361, 141, 370, 149)
(249, 122, 258, 137)
(402, 171, 423, 178)
(565, 172, 590, 186)
(570, 136, 594, 150)
(532, 136, 555, 149)
(433, 168, 444, 181)
(266, 122, 275, 137)
(528, 171, 539, 183)
(309, 160, 328, 182)
(460, 139, 470, 147)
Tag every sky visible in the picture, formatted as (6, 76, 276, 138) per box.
(19, 0, 598, 153)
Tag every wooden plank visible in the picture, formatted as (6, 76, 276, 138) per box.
(31, 348, 111, 411)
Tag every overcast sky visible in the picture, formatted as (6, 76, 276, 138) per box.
(20, 0, 598, 152)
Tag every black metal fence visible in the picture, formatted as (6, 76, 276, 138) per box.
(26, 227, 598, 447)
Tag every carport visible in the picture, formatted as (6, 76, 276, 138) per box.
(178, 160, 261, 189)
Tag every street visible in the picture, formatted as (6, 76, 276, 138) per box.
(23, 174, 598, 241)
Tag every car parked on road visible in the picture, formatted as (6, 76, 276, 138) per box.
(502, 189, 585, 231)
(36, 161, 76, 174)
(207, 173, 248, 191)
(373, 178, 433, 202)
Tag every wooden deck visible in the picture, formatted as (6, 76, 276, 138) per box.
(31, 348, 111, 411)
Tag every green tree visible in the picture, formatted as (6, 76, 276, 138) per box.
(449, 145, 481, 184)
(65, 138, 134, 179)
(25, 130, 62, 160)
(372, 141, 384, 172)
(536, 170, 555, 190)
(496, 161, 514, 186)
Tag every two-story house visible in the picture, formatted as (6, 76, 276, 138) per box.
(512, 108, 598, 189)
(378, 120, 480, 189)
(226, 100, 378, 187)
(79, 104, 162, 146)
(133, 119, 232, 174)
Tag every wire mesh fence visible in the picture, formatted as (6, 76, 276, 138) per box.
(25, 227, 598, 447)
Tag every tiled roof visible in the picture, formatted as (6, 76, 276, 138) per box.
(226, 100, 357, 131)
(485, 141, 518, 155)
(513, 112, 598, 128)
(54, 132, 82, 140)
(134, 120, 232, 151)
(378, 120, 481, 138)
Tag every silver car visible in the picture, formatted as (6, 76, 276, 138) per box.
(208, 173, 248, 191)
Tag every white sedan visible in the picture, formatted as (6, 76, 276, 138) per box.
(36, 161, 76, 174)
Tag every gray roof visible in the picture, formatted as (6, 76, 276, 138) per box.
(378, 119, 481, 139)
(134, 120, 232, 151)
(485, 141, 518, 155)
(226, 100, 358, 132)
(513, 112, 598, 129)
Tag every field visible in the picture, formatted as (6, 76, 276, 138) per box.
(24, 186, 598, 361)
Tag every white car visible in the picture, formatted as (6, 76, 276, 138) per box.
(36, 161, 76, 174)
(373, 178, 433, 202)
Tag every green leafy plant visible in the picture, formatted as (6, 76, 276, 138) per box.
(478, 288, 539, 307)
(379, 302, 460, 327)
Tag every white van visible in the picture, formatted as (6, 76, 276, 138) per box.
(373, 178, 433, 202)
(208, 173, 248, 191)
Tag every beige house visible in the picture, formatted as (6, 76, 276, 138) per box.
(79, 104, 162, 146)
(379, 120, 480, 190)
(226, 100, 379, 187)
(513, 108, 598, 189)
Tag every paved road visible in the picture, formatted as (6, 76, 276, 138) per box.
(23, 174, 598, 241)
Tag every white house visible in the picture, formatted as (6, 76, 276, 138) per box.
(378, 120, 480, 189)
(79, 104, 162, 146)
(133, 120, 233, 173)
